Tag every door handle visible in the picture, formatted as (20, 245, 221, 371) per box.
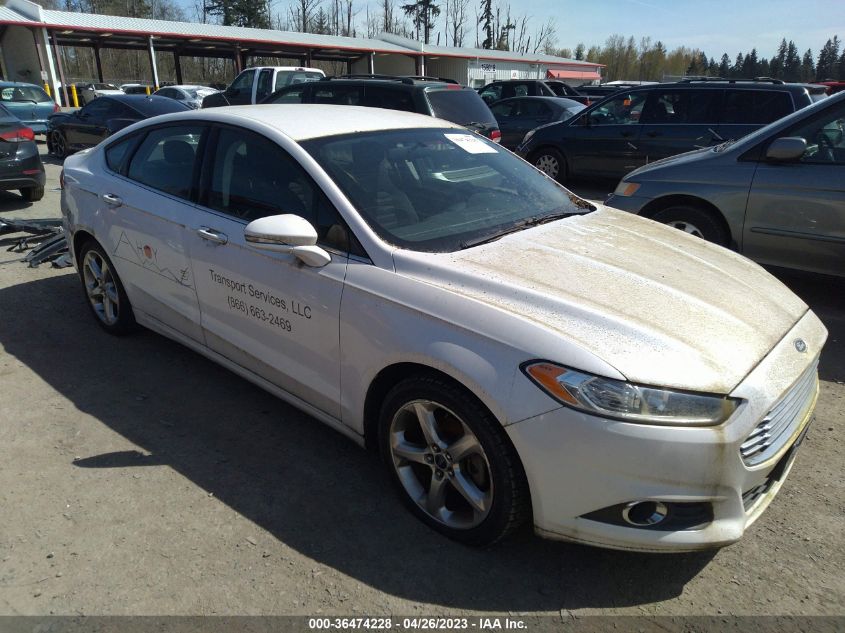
(197, 227, 228, 245)
(101, 193, 122, 207)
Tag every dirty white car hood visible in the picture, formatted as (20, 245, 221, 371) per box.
(394, 207, 808, 394)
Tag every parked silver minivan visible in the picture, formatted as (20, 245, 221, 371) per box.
(606, 91, 845, 278)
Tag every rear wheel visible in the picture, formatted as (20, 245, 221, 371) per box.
(651, 205, 729, 247)
(379, 374, 530, 546)
(78, 240, 136, 335)
(51, 131, 67, 159)
(530, 147, 567, 183)
(20, 185, 44, 202)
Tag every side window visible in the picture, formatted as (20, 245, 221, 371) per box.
(312, 86, 363, 105)
(479, 84, 502, 103)
(641, 90, 719, 124)
(491, 101, 516, 117)
(127, 125, 204, 199)
(255, 69, 274, 101)
(230, 69, 255, 92)
(588, 92, 647, 125)
(518, 100, 552, 118)
(788, 102, 845, 165)
(206, 127, 352, 250)
(104, 135, 137, 173)
(512, 84, 529, 97)
(363, 86, 415, 112)
(267, 85, 308, 104)
(80, 99, 114, 118)
(722, 90, 792, 124)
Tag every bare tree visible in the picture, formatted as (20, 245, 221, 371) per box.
(446, 0, 469, 47)
(532, 17, 555, 54)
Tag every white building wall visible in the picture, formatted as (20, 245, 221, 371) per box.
(2, 25, 43, 85)
(368, 54, 416, 76)
(466, 60, 544, 87)
(424, 57, 468, 83)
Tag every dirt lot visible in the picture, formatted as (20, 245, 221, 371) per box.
(0, 143, 843, 618)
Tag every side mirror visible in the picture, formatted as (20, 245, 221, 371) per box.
(244, 214, 331, 267)
(766, 137, 807, 161)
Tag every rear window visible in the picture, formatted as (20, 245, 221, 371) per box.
(0, 85, 51, 103)
(135, 97, 192, 116)
(426, 89, 497, 126)
(641, 89, 720, 124)
(721, 90, 793, 125)
(275, 71, 324, 90)
(363, 86, 415, 112)
(312, 85, 363, 105)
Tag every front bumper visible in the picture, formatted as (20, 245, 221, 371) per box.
(507, 310, 827, 552)
(604, 193, 649, 214)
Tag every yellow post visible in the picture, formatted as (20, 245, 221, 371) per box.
(44, 83, 51, 97)
(145, 85, 151, 95)
(70, 84, 79, 108)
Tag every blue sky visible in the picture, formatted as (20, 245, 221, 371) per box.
(510, 0, 844, 59)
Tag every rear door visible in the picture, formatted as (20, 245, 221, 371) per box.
(568, 90, 647, 178)
(742, 98, 845, 276)
(638, 88, 722, 163)
(255, 68, 275, 103)
(98, 124, 206, 340)
(508, 99, 556, 148)
(716, 89, 793, 141)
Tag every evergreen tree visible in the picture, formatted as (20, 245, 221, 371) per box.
(707, 56, 718, 76)
(732, 52, 744, 78)
(801, 49, 815, 82)
(758, 58, 770, 78)
(402, 0, 440, 43)
(479, 0, 494, 49)
(574, 43, 585, 60)
(741, 48, 758, 77)
(205, 0, 269, 28)
(839, 49, 845, 80)
(770, 38, 787, 78)
(718, 53, 731, 77)
(313, 7, 330, 34)
(784, 40, 800, 81)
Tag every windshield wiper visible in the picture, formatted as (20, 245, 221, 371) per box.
(713, 139, 737, 152)
(459, 210, 582, 249)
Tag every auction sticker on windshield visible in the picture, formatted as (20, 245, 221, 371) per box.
(444, 133, 498, 154)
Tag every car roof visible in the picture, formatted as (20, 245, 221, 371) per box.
(144, 104, 463, 141)
(305, 76, 462, 89)
(101, 94, 192, 115)
(625, 81, 810, 93)
(0, 80, 42, 88)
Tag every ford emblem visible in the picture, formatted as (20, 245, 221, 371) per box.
(794, 339, 807, 353)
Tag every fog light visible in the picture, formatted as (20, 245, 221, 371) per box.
(622, 501, 669, 526)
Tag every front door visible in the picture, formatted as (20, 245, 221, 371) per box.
(743, 100, 845, 277)
(187, 125, 351, 418)
(225, 69, 256, 105)
(637, 88, 722, 163)
(569, 91, 647, 178)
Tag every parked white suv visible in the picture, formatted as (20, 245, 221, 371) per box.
(202, 66, 325, 108)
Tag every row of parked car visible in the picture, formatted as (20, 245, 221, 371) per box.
(1, 67, 840, 277)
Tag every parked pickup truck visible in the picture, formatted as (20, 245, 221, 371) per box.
(202, 66, 325, 108)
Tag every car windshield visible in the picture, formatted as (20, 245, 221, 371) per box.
(0, 85, 50, 102)
(302, 128, 592, 252)
(426, 90, 498, 126)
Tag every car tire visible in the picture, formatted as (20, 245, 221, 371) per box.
(78, 240, 137, 335)
(51, 131, 68, 159)
(378, 374, 530, 546)
(530, 147, 567, 183)
(20, 185, 44, 202)
(651, 205, 729, 247)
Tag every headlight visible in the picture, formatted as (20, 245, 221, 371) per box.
(522, 361, 740, 426)
(613, 181, 641, 197)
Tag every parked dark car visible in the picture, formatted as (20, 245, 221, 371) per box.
(0, 102, 45, 201)
(605, 90, 845, 278)
(47, 95, 191, 158)
(263, 75, 502, 143)
(490, 96, 585, 149)
(478, 79, 591, 106)
(517, 79, 824, 183)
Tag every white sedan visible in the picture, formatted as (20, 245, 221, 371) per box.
(60, 105, 827, 551)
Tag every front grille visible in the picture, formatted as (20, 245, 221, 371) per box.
(740, 360, 818, 467)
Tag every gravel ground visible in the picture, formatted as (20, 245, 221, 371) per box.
(0, 143, 842, 618)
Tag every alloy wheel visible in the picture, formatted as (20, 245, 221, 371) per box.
(52, 132, 67, 158)
(388, 400, 494, 529)
(667, 220, 705, 238)
(82, 250, 120, 325)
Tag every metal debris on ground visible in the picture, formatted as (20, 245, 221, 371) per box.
(0, 218, 69, 267)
